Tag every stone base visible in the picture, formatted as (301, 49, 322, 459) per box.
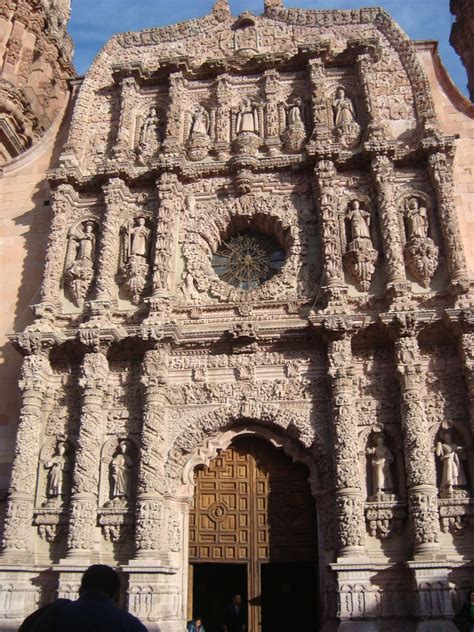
(416, 622, 458, 631)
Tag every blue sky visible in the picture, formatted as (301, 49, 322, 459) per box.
(69, 0, 469, 98)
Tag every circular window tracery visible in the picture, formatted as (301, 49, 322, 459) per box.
(211, 231, 285, 290)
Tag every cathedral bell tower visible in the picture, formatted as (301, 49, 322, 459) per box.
(0, 0, 74, 165)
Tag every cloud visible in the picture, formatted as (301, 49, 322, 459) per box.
(69, 0, 468, 97)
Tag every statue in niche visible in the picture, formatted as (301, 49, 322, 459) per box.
(333, 87, 357, 127)
(236, 98, 259, 135)
(119, 217, 151, 305)
(126, 217, 151, 260)
(110, 441, 134, 501)
(64, 221, 97, 307)
(435, 430, 467, 497)
(347, 200, 371, 242)
(405, 197, 428, 240)
(190, 105, 210, 137)
(137, 107, 160, 164)
(366, 434, 395, 500)
(343, 200, 377, 292)
(332, 87, 361, 148)
(403, 196, 439, 287)
(281, 97, 306, 154)
(187, 105, 211, 162)
(44, 441, 68, 500)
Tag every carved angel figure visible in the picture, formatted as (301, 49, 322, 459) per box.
(190, 105, 210, 136)
(123, 217, 151, 261)
(347, 200, 371, 242)
(111, 441, 134, 500)
(366, 435, 394, 498)
(236, 98, 259, 134)
(333, 87, 357, 127)
(435, 430, 466, 495)
(44, 441, 68, 498)
(405, 197, 428, 240)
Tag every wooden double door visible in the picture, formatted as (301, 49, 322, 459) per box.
(189, 437, 319, 632)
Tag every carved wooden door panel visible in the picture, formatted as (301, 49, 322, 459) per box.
(189, 437, 318, 632)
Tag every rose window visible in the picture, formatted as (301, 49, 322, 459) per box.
(212, 231, 285, 290)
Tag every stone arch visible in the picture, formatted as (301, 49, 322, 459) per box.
(167, 401, 331, 497)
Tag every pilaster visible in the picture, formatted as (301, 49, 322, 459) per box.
(94, 177, 128, 302)
(313, 160, 347, 306)
(39, 184, 79, 309)
(371, 155, 408, 301)
(427, 148, 469, 296)
(112, 76, 139, 161)
(214, 73, 232, 159)
(65, 350, 109, 559)
(163, 72, 186, 154)
(1, 354, 52, 560)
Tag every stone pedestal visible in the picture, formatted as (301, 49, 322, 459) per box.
(408, 561, 457, 632)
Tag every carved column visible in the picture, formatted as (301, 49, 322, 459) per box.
(313, 160, 346, 303)
(215, 73, 232, 159)
(163, 71, 186, 154)
(94, 177, 126, 302)
(112, 76, 138, 161)
(327, 333, 365, 558)
(427, 148, 469, 294)
(133, 345, 170, 562)
(371, 155, 408, 294)
(458, 331, 474, 434)
(308, 58, 331, 142)
(394, 329, 440, 557)
(1, 354, 52, 559)
(151, 173, 183, 302)
(263, 69, 281, 154)
(66, 351, 109, 558)
(39, 184, 78, 308)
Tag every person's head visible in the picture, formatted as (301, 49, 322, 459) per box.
(194, 618, 202, 627)
(79, 565, 120, 602)
(336, 87, 345, 99)
(469, 591, 474, 604)
(351, 199, 360, 210)
(232, 594, 242, 606)
(137, 217, 146, 226)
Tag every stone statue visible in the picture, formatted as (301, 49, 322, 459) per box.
(190, 105, 210, 136)
(435, 430, 467, 496)
(347, 200, 371, 242)
(405, 197, 428, 240)
(64, 221, 96, 306)
(333, 87, 356, 127)
(111, 441, 134, 500)
(44, 441, 68, 499)
(126, 217, 151, 260)
(139, 107, 160, 149)
(236, 98, 259, 135)
(366, 434, 395, 498)
(73, 221, 96, 262)
(287, 98, 304, 127)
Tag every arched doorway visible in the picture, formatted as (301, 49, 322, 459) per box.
(188, 436, 319, 632)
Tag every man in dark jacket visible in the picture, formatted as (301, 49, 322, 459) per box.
(455, 590, 474, 632)
(19, 564, 148, 632)
(223, 594, 246, 632)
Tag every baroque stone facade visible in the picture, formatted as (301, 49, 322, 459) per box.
(1, 0, 474, 630)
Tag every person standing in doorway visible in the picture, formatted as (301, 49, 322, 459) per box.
(223, 593, 246, 632)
